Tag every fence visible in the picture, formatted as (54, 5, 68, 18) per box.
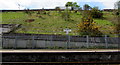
(1, 34, 120, 49)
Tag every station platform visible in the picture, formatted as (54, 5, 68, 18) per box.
(0, 49, 119, 53)
(1, 49, 120, 64)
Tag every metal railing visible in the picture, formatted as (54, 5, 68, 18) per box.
(1, 34, 120, 49)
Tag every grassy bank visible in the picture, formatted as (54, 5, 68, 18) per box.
(1, 11, 116, 35)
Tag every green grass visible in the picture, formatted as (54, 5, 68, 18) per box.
(1, 11, 116, 35)
(1, 12, 27, 24)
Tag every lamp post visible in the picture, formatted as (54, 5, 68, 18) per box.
(64, 28, 71, 49)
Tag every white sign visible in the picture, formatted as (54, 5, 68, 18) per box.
(64, 28, 71, 34)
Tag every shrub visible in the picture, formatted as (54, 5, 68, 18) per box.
(24, 9, 34, 15)
(82, 8, 103, 19)
(90, 8, 103, 18)
(61, 10, 71, 21)
(77, 16, 103, 36)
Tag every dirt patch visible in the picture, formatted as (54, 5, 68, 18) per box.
(25, 19, 35, 23)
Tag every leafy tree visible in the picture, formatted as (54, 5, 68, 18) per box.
(63, 2, 80, 21)
(72, 2, 80, 10)
(83, 4, 91, 10)
(65, 2, 73, 8)
(65, 2, 80, 10)
(55, 7, 61, 12)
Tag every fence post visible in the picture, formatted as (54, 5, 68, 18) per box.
(14, 36, 17, 49)
(65, 35, 68, 49)
(86, 35, 89, 48)
(50, 35, 53, 47)
(32, 36, 35, 49)
(68, 35, 71, 49)
(117, 34, 120, 49)
(1, 35, 3, 49)
(105, 35, 108, 48)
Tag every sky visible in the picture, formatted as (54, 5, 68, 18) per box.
(0, 0, 119, 10)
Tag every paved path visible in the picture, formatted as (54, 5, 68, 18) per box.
(0, 49, 119, 53)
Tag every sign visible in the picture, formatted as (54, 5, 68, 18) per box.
(64, 28, 71, 34)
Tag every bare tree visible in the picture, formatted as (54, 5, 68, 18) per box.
(114, 1, 120, 34)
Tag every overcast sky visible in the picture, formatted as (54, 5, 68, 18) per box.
(0, 0, 119, 10)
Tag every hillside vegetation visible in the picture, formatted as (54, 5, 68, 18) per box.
(1, 10, 116, 36)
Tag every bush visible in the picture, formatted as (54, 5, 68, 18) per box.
(90, 8, 103, 18)
(77, 16, 103, 36)
(82, 9, 103, 19)
(24, 9, 34, 15)
(61, 11, 71, 21)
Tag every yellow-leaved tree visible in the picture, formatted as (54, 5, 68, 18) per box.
(77, 16, 103, 36)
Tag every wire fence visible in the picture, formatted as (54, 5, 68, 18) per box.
(1, 34, 120, 49)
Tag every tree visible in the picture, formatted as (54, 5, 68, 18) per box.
(55, 7, 61, 12)
(83, 4, 91, 10)
(114, 1, 120, 11)
(65, 2, 80, 10)
(65, 2, 73, 8)
(72, 2, 80, 10)
(77, 7, 103, 36)
(90, 7, 103, 18)
(92, 6, 99, 10)
(114, 1, 120, 34)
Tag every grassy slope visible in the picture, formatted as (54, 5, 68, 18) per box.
(1, 11, 116, 35)
(1, 12, 27, 24)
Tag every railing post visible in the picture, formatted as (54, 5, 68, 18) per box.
(86, 35, 89, 48)
(0, 35, 2, 49)
(14, 36, 17, 49)
(105, 35, 108, 48)
(50, 35, 53, 47)
(68, 35, 70, 49)
(32, 36, 35, 49)
(66, 35, 68, 49)
(66, 35, 70, 49)
(117, 34, 119, 49)
(45, 35, 47, 49)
